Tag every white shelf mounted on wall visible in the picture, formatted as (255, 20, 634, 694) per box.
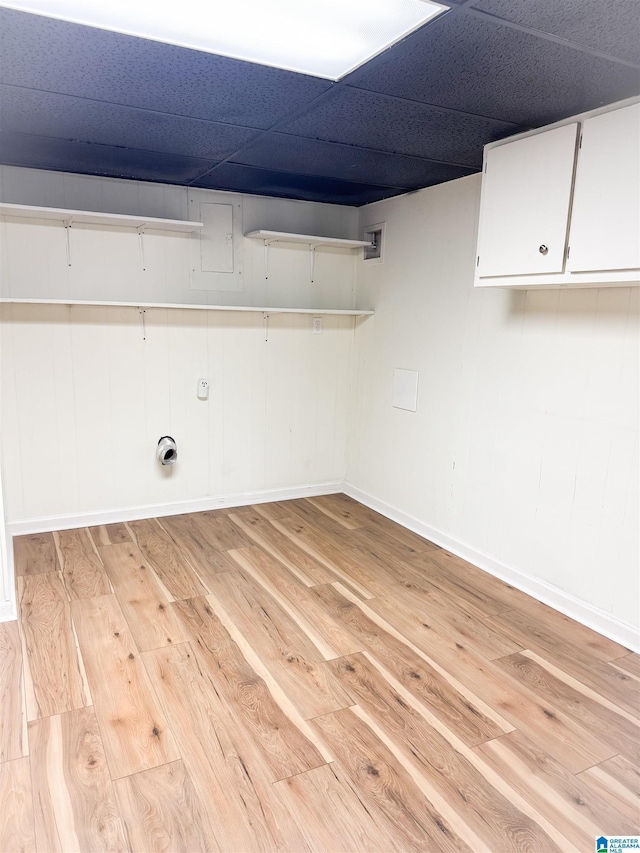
(245, 229, 373, 282)
(0, 202, 204, 269)
(0, 297, 374, 316)
(0, 209, 375, 316)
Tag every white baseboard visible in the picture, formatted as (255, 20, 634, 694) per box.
(344, 483, 640, 654)
(6, 481, 343, 537)
(1, 480, 341, 622)
(0, 529, 16, 623)
(5, 478, 639, 653)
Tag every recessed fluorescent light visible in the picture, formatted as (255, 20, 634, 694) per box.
(1, 0, 448, 80)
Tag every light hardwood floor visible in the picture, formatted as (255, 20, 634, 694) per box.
(1, 493, 638, 852)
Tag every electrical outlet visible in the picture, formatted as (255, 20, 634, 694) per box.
(197, 378, 209, 399)
(312, 317, 323, 335)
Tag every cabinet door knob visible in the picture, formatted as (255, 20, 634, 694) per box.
(539, 244, 549, 255)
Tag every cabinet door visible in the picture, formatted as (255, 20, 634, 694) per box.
(477, 123, 578, 278)
(568, 103, 640, 273)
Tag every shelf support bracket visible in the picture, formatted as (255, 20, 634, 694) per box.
(64, 218, 73, 267)
(139, 308, 146, 341)
(262, 310, 283, 341)
(309, 245, 318, 283)
(138, 225, 147, 271)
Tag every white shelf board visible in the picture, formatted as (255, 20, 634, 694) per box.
(245, 229, 371, 249)
(0, 202, 203, 232)
(0, 297, 373, 316)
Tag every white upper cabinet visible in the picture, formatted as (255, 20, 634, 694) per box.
(567, 103, 640, 274)
(474, 99, 640, 289)
(476, 124, 578, 278)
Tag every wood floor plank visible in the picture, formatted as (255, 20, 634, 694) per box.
(388, 581, 524, 660)
(318, 539, 439, 592)
(358, 511, 440, 553)
(356, 653, 576, 850)
(228, 545, 364, 659)
(200, 592, 333, 765)
(5, 496, 638, 853)
(348, 524, 433, 565)
(71, 594, 179, 778)
(54, 528, 112, 600)
(29, 707, 128, 853)
(328, 653, 560, 853)
(520, 649, 640, 726)
(18, 573, 91, 720)
(172, 595, 326, 782)
(284, 497, 363, 543)
(273, 761, 401, 852)
(251, 500, 303, 520)
(13, 533, 58, 577)
(143, 642, 302, 852)
(311, 707, 471, 852)
(475, 729, 639, 850)
(306, 493, 384, 529)
(487, 607, 640, 717)
(272, 517, 381, 598)
(100, 543, 185, 652)
(497, 597, 631, 663)
(204, 568, 354, 719)
(328, 548, 422, 598)
(271, 511, 358, 560)
(0, 621, 27, 762)
(394, 555, 507, 617)
(311, 582, 509, 746)
(300, 495, 373, 530)
(88, 522, 133, 547)
(127, 518, 208, 600)
(407, 549, 535, 616)
(0, 757, 35, 853)
(578, 755, 640, 826)
(612, 653, 640, 679)
(367, 589, 618, 773)
(610, 660, 640, 683)
(114, 760, 220, 853)
(228, 511, 337, 586)
(423, 550, 539, 613)
(495, 652, 640, 764)
(191, 511, 253, 551)
(158, 513, 238, 583)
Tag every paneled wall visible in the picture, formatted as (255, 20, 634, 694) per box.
(0, 167, 358, 533)
(351, 174, 639, 635)
(0, 304, 352, 523)
(0, 166, 359, 310)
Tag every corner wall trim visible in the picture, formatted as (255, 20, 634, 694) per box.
(343, 482, 640, 654)
(5, 481, 343, 538)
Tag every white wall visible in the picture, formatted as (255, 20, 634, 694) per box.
(0, 304, 352, 525)
(0, 166, 359, 310)
(0, 168, 357, 533)
(2, 165, 638, 646)
(350, 174, 639, 640)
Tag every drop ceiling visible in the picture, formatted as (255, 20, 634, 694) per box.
(0, 0, 638, 206)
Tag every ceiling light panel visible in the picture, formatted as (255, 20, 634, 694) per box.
(0, 0, 448, 80)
